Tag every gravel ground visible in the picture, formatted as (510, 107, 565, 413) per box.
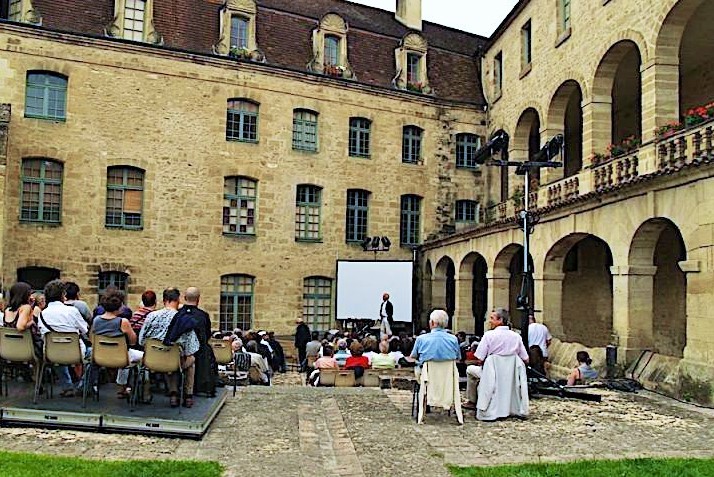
(1, 373, 713, 476)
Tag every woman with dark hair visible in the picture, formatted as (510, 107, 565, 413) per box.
(92, 289, 143, 397)
(3, 282, 36, 332)
(567, 351, 598, 385)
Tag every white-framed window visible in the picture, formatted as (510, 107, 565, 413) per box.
(230, 15, 249, 49)
(123, 0, 146, 41)
(223, 176, 257, 236)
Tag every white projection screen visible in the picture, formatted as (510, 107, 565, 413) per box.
(336, 260, 413, 322)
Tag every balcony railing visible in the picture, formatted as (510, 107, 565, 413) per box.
(547, 175, 579, 206)
(592, 152, 639, 191)
(657, 120, 714, 170)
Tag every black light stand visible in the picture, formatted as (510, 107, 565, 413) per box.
(361, 235, 391, 259)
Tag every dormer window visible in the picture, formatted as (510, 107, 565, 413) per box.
(214, 0, 264, 61)
(394, 33, 431, 94)
(324, 35, 340, 66)
(230, 15, 249, 49)
(308, 13, 355, 79)
(106, 0, 162, 44)
(1, 0, 41, 24)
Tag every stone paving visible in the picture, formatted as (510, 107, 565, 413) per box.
(1, 373, 713, 476)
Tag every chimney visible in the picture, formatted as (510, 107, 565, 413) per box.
(395, 0, 422, 31)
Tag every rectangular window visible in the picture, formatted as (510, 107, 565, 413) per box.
(106, 167, 144, 229)
(456, 133, 481, 169)
(123, 0, 146, 41)
(20, 159, 63, 224)
(402, 126, 423, 164)
(220, 275, 254, 331)
(303, 277, 332, 331)
(295, 185, 322, 241)
(349, 118, 371, 158)
(223, 177, 257, 235)
(98, 271, 128, 297)
(226, 99, 259, 142)
(400, 195, 421, 246)
(561, 0, 571, 31)
(521, 21, 532, 68)
(345, 189, 369, 243)
(230, 15, 249, 49)
(407, 53, 421, 85)
(292, 110, 318, 152)
(494, 52, 503, 95)
(8, 0, 22, 21)
(25, 72, 68, 121)
(324, 35, 339, 66)
(456, 200, 479, 223)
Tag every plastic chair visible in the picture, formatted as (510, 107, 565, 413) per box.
(413, 360, 464, 425)
(361, 368, 381, 388)
(137, 339, 183, 413)
(0, 328, 41, 401)
(209, 339, 235, 396)
(39, 332, 84, 402)
(83, 334, 130, 408)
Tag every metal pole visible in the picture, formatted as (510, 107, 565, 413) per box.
(520, 170, 530, 348)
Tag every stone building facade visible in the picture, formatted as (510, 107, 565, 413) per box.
(421, 0, 714, 403)
(0, 0, 487, 334)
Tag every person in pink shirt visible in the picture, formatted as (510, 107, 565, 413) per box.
(462, 308, 529, 410)
(309, 346, 339, 385)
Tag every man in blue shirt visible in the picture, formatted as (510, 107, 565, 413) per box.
(410, 309, 460, 368)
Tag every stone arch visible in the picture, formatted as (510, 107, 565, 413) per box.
(434, 255, 456, 324)
(513, 108, 542, 185)
(629, 218, 687, 357)
(546, 80, 583, 179)
(591, 40, 643, 153)
(543, 233, 614, 347)
(458, 252, 488, 335)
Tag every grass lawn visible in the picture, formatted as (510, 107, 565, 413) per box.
(0, 450, 222, 477)
(449, 458, 714, 477)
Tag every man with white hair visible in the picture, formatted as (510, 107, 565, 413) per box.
(410, 309, 461, 370)
(462, 308, 529, 417)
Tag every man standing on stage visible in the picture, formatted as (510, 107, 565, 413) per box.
(379, 292, 393, 340)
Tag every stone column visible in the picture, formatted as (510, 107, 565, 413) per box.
(537, 272, 565, 338)
(610, 265, 657, 364)
(679, 259, 710, 364)
(640, 60, 679, 144)
(453, 272, 474, 333)
(487, 271, 510, 314)
(431, 276, 446, 312)
(582, 99, 612, 166)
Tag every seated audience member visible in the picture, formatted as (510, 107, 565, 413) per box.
(345, 341, 370, 378)
(388, 338, 404, 365)
(309, 346, 339, 385)
(245, 340, 271, 384)
(267, 331, 286, 373)
(92, 289, 143, 398)
(139, 288, 199, 408)
(129, 290, 157, 335)
(3, 282, 42, 360)
(31, 292, 46, 320)
(230, 338, 252, 373)
(465, 337, 479, 361)
(528, 345, 547, 377)
(371, 340, 397, 369)
(334, 339, 351, 367)
(462, 308, 529, 421)
(93, 285, 132, 319)
(409, 309, 460, 375)
(362, 337, 378, 364)
(567, 351, 598, 385)
(64, 282, 92, 325)
(37, 280, 89, 397)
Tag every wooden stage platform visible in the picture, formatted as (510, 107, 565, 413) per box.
(0, 380, 227, 438)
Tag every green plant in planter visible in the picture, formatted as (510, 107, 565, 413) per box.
(511, 187, 525, 209)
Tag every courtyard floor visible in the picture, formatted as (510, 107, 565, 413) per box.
(1, 372, 713, 477)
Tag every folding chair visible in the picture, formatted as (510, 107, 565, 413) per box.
(84, 334, 130, 408)
(209, 339, 235, 395)
(137, 339, 183, 413)
(0, 328, 40, 401)
(39, 332, 84, 401)
(413, 360, 464, 425)
(361, 368, 382, 388)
